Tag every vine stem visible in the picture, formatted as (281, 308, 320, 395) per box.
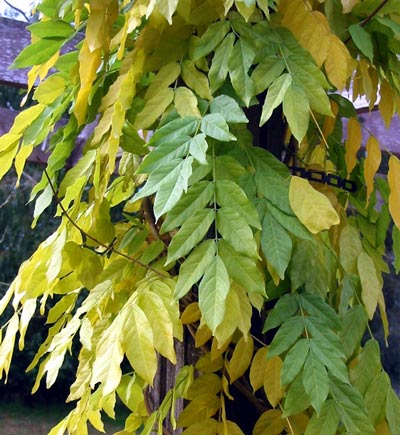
(43, 169, 169, 278)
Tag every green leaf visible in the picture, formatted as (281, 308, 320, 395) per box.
(252, 56, 285, 94)
(281, 338, 309, 386)
(260, 73, 291, 126)
(255, 170, 292, 215)
(138, 135, 191, 173)
(201, 113, 236, 141)
(386, 388, 400, 435)
(261, 212, 292, 279)
(161, 181, 214, 233)
(304, 400, 339, 435)
(267, 316, 304, 358)
(218, 239, 265, 296)
(148, 116, 199, 145)
(131, 159, 183, 202)
(298, 293, 341, 330)
(209, 33, 235, 93)
(189, 133, 208, 165)
(263, 294, 299, 332)
(357, 251, 381, 319)
(209, 95, 248, 123)
(215, 180, 261, 229)
(365, 372, 389, 426)
(199, 255, 230, 332)
(340, 305, 368, 360)
(349, 24, 374, 61)
(283, 82, 310, 143)
(154, 157, 194, 220)
(228, 39, 256, 106)
(267, 203, 311, 239)
(166, 208, 215, 264)
(190, 21, 231, 60)
(283, 373, 310, 417)
(303, 351, 329, 414)
(350, 339, 382, 395)
(216, 207, 258, 259)
(11, 38, 64, 68)
(28, 20, 74, 38)
(331, 380, 375, 435)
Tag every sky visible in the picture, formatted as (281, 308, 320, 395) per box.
(0, 0, 36, 21)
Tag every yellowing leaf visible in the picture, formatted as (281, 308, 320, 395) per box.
(182, 60, 212, 100)
(134, 87, 174, 129)
(281, 0, 330, 67)
(388, 155, 400, 230)
(344, 117, 362, 175)
(364, 136, 381, 206)
(74, 42, 102, 125)
(289, 176, 340, 234)
(379, 80, 394, 128)
(175, 87, 201, 118)
(253, 410, 285, 435)
(358, 252, 381, 319)
(122, 305, 157, 385)
(264, 356, 284, 407)
(341, 0, 359, 13)
(250, 347, 268, 391)
(227, 336, 254, 383)
(34, 75, 65, 104)
(181, 303, 201, 324)
(325, 35, 353, 90)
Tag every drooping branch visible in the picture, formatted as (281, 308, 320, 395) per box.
(43, 169, 169, 278)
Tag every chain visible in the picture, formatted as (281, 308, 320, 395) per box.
(288, 166, 357, 193)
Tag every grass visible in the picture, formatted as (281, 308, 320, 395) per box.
(0, 400, 125, 435)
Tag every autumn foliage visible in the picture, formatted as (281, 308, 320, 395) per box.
(1, 0, 400, 434)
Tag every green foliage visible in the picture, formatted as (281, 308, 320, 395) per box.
(1, 0, 400, 434)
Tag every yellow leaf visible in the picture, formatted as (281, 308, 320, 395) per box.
(289, 176, 340, 234)
(195, 353, 224, 373)
(18, 298, 37, 350)
(182, 60, 212, 100)
(146, 62, 181, 101)
(253, 409, 285, 435)
(217, 420, 244, 435)
(341, 0, 359, 13)
(227, 336, 254, 383)
(364, 136, 381, 206)
(345, 117, 362, 175)
(175, 87, 201, 118)
(181, 418, 218, 434)
(195, 323, 212, 347)
(181, 302, 201, 324)
(122, 305, 158, 385)
(249, 347, 268, 391)
(264, 356, 284, 407)
(74, 41, 102, 125)
(325, 34, 353, 90)
(375, 419, 390, 435)
(388, 155, 400, 229)
(379, 80, 394, 127)
(235, 0, 255, 22)
(0, 313, 19, 381)
(156, 0, 179, 24)
(14, 144, 33, 187)
(358, 251, 381, 319)
(34, 75, 65, 104)
(134, 87, 174, 129)
(281, 0, 330, 67)
(10, 104, 46, 135)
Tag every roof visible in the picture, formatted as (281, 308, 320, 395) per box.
(0, 17, 30, 87)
